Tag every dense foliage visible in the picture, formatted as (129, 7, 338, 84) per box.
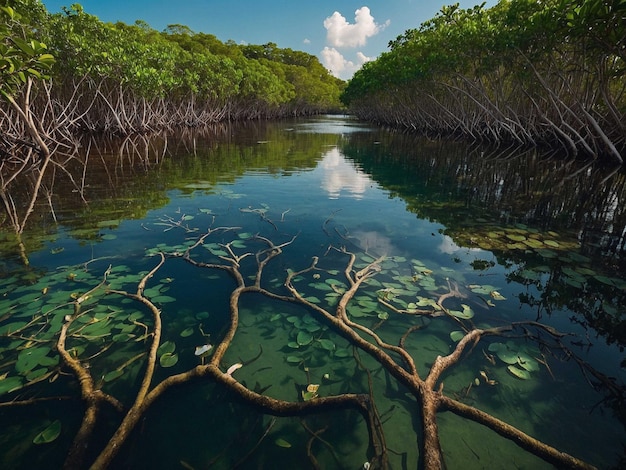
(341, 0, 626, 162)
(0, 0, 345, 140)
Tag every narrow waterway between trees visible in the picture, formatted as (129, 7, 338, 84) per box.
(0, 116, 624, 469)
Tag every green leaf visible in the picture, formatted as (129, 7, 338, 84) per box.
(104, 369, 124, 382)
(275, 438, 292, 448)
(180, 327, 194, 337)
(159, 352, 178, 368)
(296, 330, 313, 346)
(317, 339, 335, 351)
(12, 37, 35, 56)
(0, 376, 23, 395)
(33, 420, 62, 444)
(157, 340, 176, 355)
(450, 330, 464, 342)
(37, 53, 55, 66)
(449, 304, 474, 319)
(507, 365, 531, 380)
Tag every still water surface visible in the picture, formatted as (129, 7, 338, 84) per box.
(0, 116, 624, 469)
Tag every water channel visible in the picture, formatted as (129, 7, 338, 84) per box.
(0, 115, 624, 469)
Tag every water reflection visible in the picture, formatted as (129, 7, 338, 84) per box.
(0, 117, 625, 469)
(319, 147, 371, 199)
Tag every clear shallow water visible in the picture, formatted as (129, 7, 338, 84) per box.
(0, 116, 624, 469)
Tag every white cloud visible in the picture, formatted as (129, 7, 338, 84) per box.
(321, 47, 373, 79)
(303, 38, 311, 44)
(323, 6, 389, 49)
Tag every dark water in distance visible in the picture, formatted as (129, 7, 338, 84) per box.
(0, 115, 624, 469)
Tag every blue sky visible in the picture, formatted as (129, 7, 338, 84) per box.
(41, 1, 492, 79)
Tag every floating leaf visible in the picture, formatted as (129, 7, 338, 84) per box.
(33, 420, 61, 444)
(0, 376, 23, 395)
(158, 341, 176, 356)
(103, 369, 124, 382)
(523, 238, 545, 249)
(296, 331, 313, 346)
(377, 312, 389, 320)
(516, 353, 539, 372)
(97, 219, 121, 228)
(159, 352, 178, 368)
(334, 348, 351, 358)
(450, 331, 465, 342)
(497, 349, 519, 365)
(26, 368, 49, 382)
(506, 234, 526, 242)
(594, 275, 618, 286)
(449, 304, 474, 319)
(317, 339, 335, 351)
(180, 327, 194, 338)
(347, 306, 370, 318)
(310, 282, 333, 292)
(357, 298, 379, 310)
(490, 291, 506, 301)
(275, 438, 292, 448)
(507, 365, 531, 380)
(15, 347, 52, 375)
(286, 356, 302, 364)
(537, 249, 557, 259)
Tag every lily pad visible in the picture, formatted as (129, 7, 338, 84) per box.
(33, 420, 62, 444)
(296, 330, 313, 346)
(152, 295, 176, 304)
(449, 304, 474, 319)
(450, 330, 465, 342)
(180, 327, 194, 338)
(159, 352, 178, 368)
(516, 353, 539, 372)
(497, 350, 519, 365)
(0, 376, 24, 395)
(334, 348, 351, 358)
(490, 291, 506, 301)
(15, 347, 53, 375)
(158, 341, 176, 355)
(507, 365, 531, 380)
(317, 339, 335, 351)
(506, 234, 527, 242)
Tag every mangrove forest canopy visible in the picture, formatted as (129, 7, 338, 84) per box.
(0, 0, 345, 145)
(341, 0, 626, 163)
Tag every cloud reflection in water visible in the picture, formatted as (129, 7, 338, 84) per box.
(319, 147, 371, 200)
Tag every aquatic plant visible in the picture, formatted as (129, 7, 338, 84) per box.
(0, 206, 613, 470)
